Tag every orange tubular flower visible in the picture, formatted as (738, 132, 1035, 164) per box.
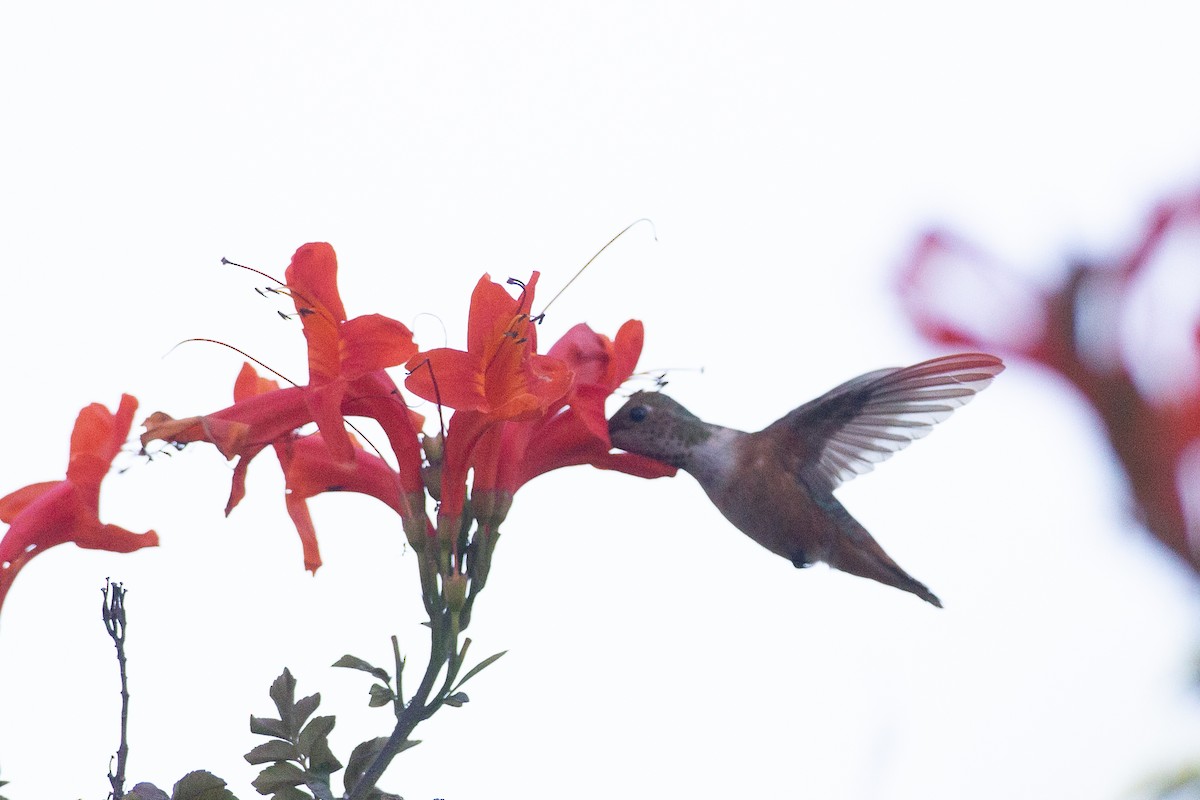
(142, 243, 427, 514)
(404, 273, 572, 522)
(285, 242, 421, 466)
(239, 364, 422, 573)
(147, 362, 424, 573)
(0, 395, 158, 613)
(276, 432, 412, 573)
(472, 320, 676, 499)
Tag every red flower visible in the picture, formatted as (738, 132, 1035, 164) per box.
(897, 190, 1200, 573)
(405, 272, 569, 417)
(471, 320, 676, 499)
(142, 243, 427, 512)
(285, 242, 422, 466)
(276, 431, 415, 573)
(404, 273, 572, 520)
(0, 395, 158, 613)
(146, 362, 425, 573)
(239, 364, 421, 573)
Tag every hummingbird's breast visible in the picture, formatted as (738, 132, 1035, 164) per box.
(689, 431, 836, 566)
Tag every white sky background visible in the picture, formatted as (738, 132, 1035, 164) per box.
(2, 3, 1200, 799)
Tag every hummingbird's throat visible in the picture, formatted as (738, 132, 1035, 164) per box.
(653, 417, 716, 469)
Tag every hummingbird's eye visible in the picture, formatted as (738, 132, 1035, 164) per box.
(629, 405, 649, 423)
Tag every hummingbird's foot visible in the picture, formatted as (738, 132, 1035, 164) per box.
(790, 552, 813, 569)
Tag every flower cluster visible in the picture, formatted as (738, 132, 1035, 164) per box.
(897, 190, 1200, 574)
(0, 242, 674, 617)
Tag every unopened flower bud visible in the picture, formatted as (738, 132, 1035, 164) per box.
(470, 490, 513, 530)
(443, 571, 469, 612)
(403, 513, 430, 552)
(422, 462, 443, 501)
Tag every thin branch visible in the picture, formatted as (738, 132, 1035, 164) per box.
(102, 580, 130, 800)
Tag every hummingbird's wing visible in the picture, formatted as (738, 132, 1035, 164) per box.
(765, 353, 1004, 492)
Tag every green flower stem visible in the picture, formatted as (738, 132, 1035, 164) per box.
(459, 524, 500, 630)
(347, 518, 502, 797)
(346, 605, 459, 800)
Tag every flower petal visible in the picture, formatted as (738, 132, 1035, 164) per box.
(285, 243, 347, 384)
(0, 481, 61, 523)
(406, 347, 485, 410)
(340, 314, 418, 378)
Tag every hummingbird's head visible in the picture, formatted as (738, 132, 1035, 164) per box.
(608, 391, 711, 468)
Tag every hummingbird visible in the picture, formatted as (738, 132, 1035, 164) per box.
(608, 353, 1004, 607)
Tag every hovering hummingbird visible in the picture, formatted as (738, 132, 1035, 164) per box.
(608, 353, 1004, 606)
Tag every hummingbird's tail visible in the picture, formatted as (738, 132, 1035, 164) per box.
(821, 496, 943, 607)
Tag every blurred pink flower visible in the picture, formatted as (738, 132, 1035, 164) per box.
(898, 190, 1200, 574)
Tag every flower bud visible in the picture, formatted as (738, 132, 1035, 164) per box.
(402, 513, 430, 552)
(468, 528, 501, 589)
(470, 489, 513, 530)
(422, 462, 443, 501)
(443, 571, 469, 612)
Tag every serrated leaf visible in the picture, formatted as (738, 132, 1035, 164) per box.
(442, 692, 468, 708)
(251, 763, 306, 794)
(344, 737, 389, 791)
(269, 670, 298, 731)
(367, 683, 395, 707)
(296, 715, 336, 758)
(244, 739, 300, 765)
(453, 650, 507, 691)
(292, 693, 321, 733)
(250, 715, 289, 740)
(307, 735, 343, 777)
(171, 770, 239, 800)
(332, 654, 391, 683)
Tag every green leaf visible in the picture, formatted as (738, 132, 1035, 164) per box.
(453, 650, 507, 691)
(268, 789, 310, 800)
(368, 683, 395, 707)
(344, 737, 388, 791)
(269, 669, 298, 735)
(171, 770, 239, 800)
(332, 654, 391, 683)
(442, 692, 468, 707)
(306, 735, 343, 777)
(296, 715, 336, 758)
(245, 739, 300, 765)
(251, 763, 306, 794)
(250, 715, 289, 740)
(292, 692, 321, 733)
